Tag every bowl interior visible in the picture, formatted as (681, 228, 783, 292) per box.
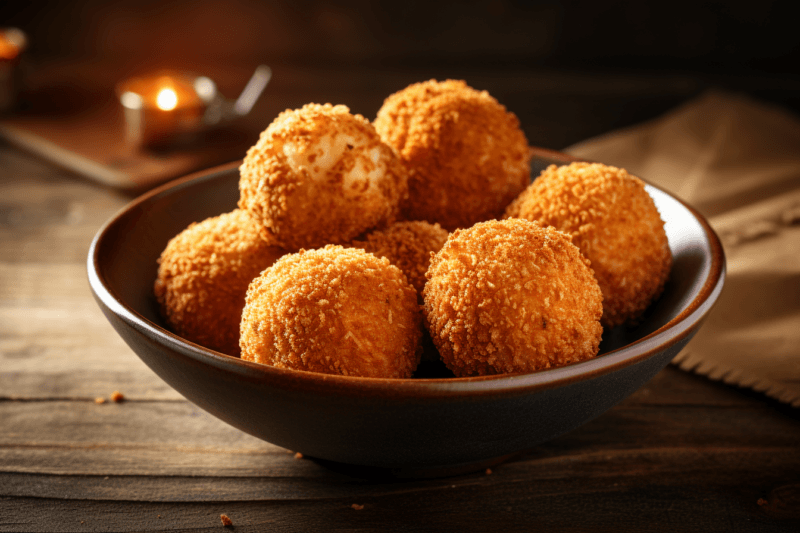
(98, 163, 240, 333)
(93, 151, 722, 385)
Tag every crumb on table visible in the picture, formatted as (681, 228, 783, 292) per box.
(351, 504, 364, 510)
(111, 391, 124, 403)
(220, 513, 233, 527)
(94, 397, 106, 404)
(294, 452, 303, 459)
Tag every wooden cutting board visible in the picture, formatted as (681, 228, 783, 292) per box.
(0, 60, 260, 191)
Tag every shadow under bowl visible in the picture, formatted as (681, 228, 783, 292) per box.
(87, 147, 725, 477)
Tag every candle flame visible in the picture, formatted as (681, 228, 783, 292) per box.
(156, 88, 178, 111)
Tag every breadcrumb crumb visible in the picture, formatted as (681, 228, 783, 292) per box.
(220, 514, 233, 527)
(110, 391, 124, 403)
(94, 397, 106, 404)
(294, 452, 304, 459)
(351, 504, 364, 510)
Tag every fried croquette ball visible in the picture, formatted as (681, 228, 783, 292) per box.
(374, 79, 530, 231)
(504, 162, 672, 328)
(154, 209, 286, 356)
(348, 220, 448, 300)
(423, 219, 603, 377)
(240, 245, 422, 378)
(239, 103, 407, 251)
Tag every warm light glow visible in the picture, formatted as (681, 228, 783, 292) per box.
(156, 88, 178, 111)
(0, 28, 25, 60)
(0, 35, 19, 60)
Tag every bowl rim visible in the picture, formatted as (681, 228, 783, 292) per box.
(87, 148, 726, 400)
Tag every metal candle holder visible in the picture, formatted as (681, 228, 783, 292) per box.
(117, 65, 271, 149)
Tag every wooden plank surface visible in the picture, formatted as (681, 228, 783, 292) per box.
(3, 386, 798, 477)
(0, 60, 261, 190)
(2, 68, 800, 532)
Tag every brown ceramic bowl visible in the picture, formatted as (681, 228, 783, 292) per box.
(88, 148, 725, 477)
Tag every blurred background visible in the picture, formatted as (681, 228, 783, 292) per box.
(2, 0, 799, 186)
(4, 0, 798, 74)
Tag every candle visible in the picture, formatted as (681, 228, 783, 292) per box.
(116, 65, 271, 150)
(116, 72, 211, 148)
(0, 28, 27, 112)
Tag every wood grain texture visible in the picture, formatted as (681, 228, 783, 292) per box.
(1, 476, 799, 532)
(2, 393, 798, 477)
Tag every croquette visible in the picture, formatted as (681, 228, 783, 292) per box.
(347, 220, 449, 300)
(154, 209, 285, 356)
(423, 219, 603, 377)
(240, 245, 422, 378)
(374, 79, 530, 231)
(504, 162, 672, 327)
(239, 103, 408, 251)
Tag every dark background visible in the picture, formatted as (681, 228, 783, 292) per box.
(3, 0, 798, 73)
(3, 0, 800, 148)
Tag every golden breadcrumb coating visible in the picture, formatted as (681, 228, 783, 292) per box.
(505, 162, 672, 328)
(423, 219, 603, 377)
(154, 209, 285, 356)
(374, 79, 531, 231)
(240, 245, 422, 378)
(348, 220, 449, 300)
(239, 103, 407, 251)
(374, 79, 465, 153)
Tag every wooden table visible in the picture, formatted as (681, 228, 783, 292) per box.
(1, 66, 799, 532)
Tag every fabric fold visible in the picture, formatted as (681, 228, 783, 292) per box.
(566, 90, 800, 407)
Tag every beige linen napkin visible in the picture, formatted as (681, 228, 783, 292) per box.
(566, 90, 800, 407)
